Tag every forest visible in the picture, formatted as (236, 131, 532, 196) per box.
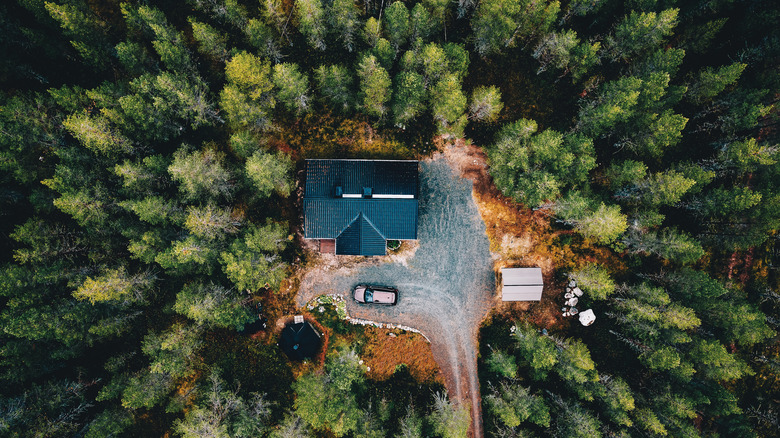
(0, 0, 779, 437)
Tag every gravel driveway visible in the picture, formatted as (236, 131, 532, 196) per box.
(297, 156, 495, 437)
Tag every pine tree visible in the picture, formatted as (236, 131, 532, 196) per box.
(569, 263, 616, 300)
(221, 51, 276, 130)
(174, 283, 254, 330)
(623, 228, 705, 264)
(469, 85, 503, 122)
(245, 19, 283, 62)
(384, 1, 410, 50)
(484, 382, 549, 428)
(607, 9, 679, 62)
(392, 71, 427, 126)
(688, 62, 747, 103)
(356, 55, 391, 117)
(431, 74, 468, 137)
(135, 5, 194, 72)
(488, 120, 596, 206)
(533, 30, 579, 74)
(553, 193, 628, 244)
(142, 323, 203, 378)
(471, 0, 521, 56)
(184, 204, 241, 240)
(73, 267, 155, 305)
(44, 1, 111, 69)
(63, 113, 133, 156)
(363, 17, 382, 47)
(272, 63, 311, 114)
(429, 391, 471, 438)
(471, 0, 560, 56)
(295, 0, 327, 50)
(315, 64, 355, 112)
(327, 0, 360, 52)
(409, 3, 433, 42)
(220, 222, 289, 291)
(293, 348, 366, 436)
(486, 348, 517, 379)
(189, 17, 228, 61)
(245, 149, 294, 198)
(168, 146, 234, 201)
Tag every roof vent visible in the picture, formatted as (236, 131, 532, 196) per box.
(363, 187, 373, 198)
(335, 186, 343, 197)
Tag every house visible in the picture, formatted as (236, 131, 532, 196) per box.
(303, 159, 419, 256)
(500, 267, 544, 301)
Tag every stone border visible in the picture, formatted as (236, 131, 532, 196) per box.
(308, 293, 432, 343)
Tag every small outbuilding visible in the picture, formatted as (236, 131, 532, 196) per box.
(280, 319, 322, 361)
(501, 267, 544, 301)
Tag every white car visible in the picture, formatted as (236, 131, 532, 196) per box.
(352, 284, 398, 305)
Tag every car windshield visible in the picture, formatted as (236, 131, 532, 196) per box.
(364, 288, 373, 303)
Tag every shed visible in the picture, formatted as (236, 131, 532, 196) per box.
(501, 267, 544, 301)
(280, 320, 321, 361)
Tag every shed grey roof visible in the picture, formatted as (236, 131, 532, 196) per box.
(501, 267, 544, 301)
(502, 268, 543, 286)
(303, 159, 419, 256)
(502, 285, 544, 301)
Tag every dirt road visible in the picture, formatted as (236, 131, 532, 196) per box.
(297, 155, 495, 437)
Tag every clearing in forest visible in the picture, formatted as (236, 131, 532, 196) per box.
(297, 154, 495, 438)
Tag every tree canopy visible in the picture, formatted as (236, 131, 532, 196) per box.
(1, 1, 778, 437)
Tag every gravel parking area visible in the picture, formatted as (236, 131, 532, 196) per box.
(297, 155, 495, 437)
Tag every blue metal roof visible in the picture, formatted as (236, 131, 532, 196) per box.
(305, 159, 418, 198)
(336, 213, 387, 256)
(303, 199, 418, 240)
(303, 160, 419, 255)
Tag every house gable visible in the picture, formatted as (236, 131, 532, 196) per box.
(336, 213, 387, 256)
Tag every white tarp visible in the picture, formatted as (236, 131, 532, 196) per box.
(501, 267, 544, 301)
(579, 309, 596, 326)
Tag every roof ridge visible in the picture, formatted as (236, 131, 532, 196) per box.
(335, 212, 362, 240)
(360, 213, 386, 240)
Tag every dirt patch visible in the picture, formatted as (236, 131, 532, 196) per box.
(361, 327, 443, 385)
(276, 112, 413, 161)
(443, 140, 624, 330)
(443, 140, 561, 272)
(442, 141, 567, 330)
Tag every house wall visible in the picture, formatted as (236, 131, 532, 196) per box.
(319, 239, 336, 254)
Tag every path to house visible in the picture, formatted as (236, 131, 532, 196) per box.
(297, 153, 495, 438)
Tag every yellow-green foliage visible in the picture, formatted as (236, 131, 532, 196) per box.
(74, 267, 153, 305)
(279, 112, 412, 159)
